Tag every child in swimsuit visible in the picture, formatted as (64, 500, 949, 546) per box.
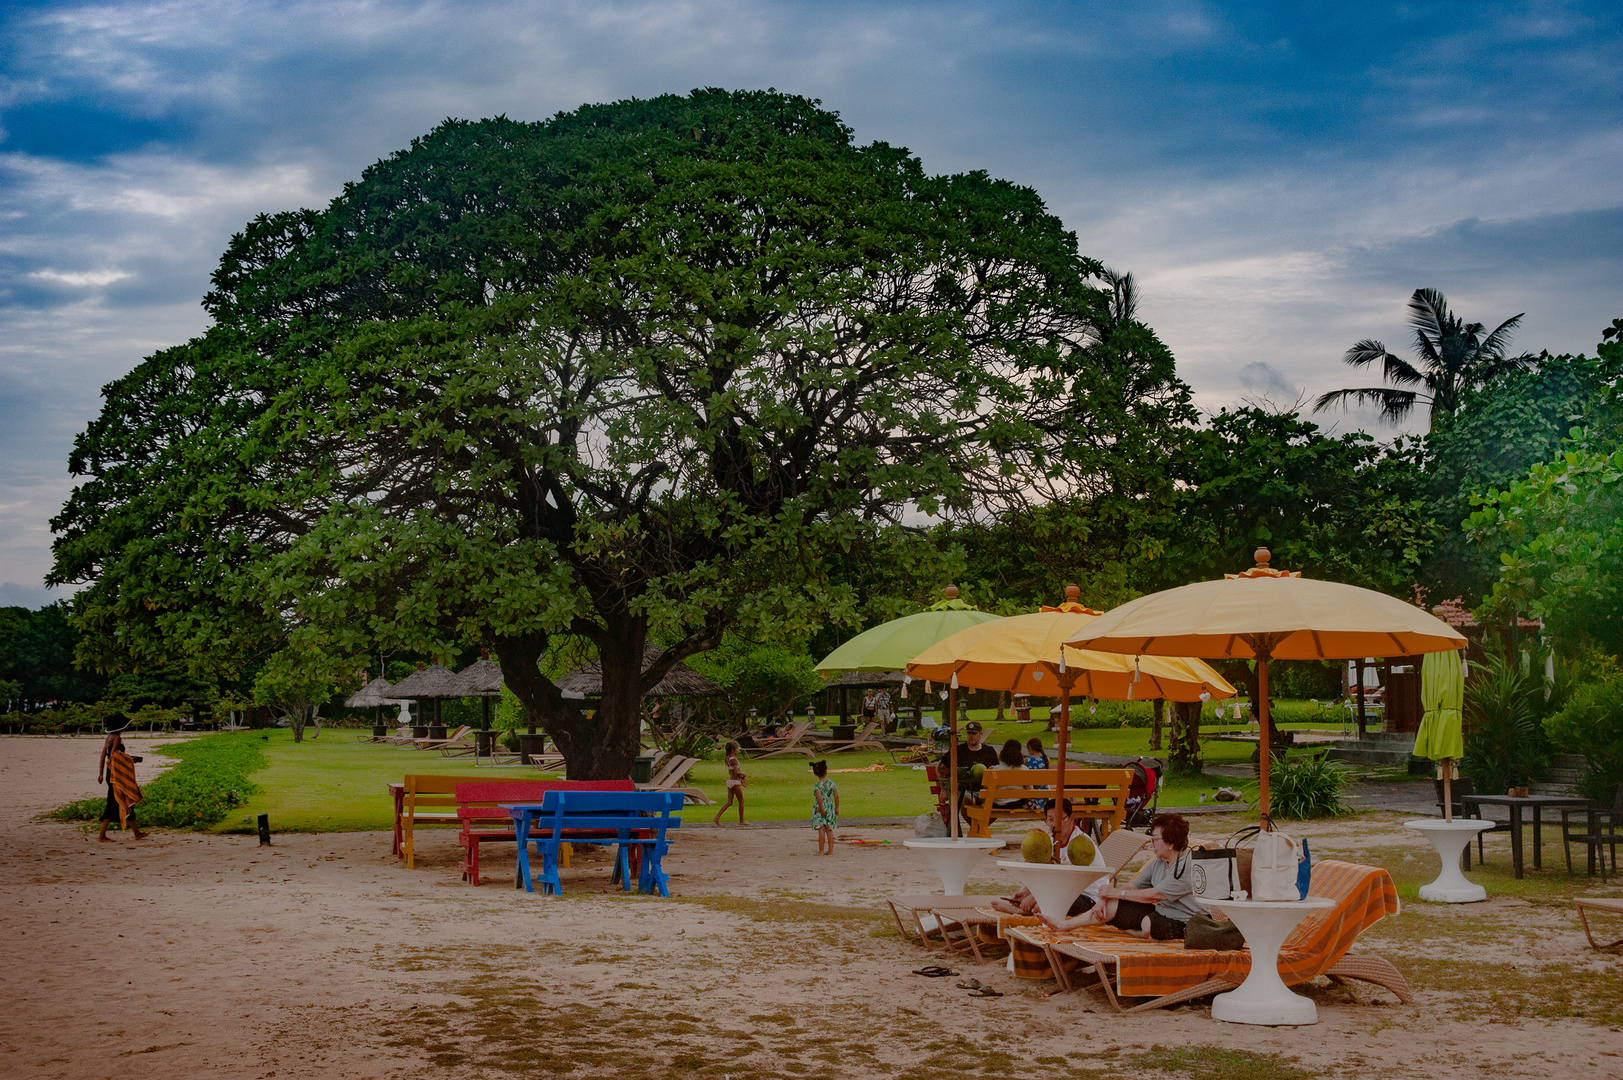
(713, 740, 746, 824)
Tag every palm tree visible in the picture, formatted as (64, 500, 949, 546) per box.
(1314, 288, 1536, 430)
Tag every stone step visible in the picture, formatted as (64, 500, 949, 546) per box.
(1530, 781, 1579, 797)
(1544, 767, 1585, 785)
(1553, 753, 1589, 770)
(1325, 746, 1415, 767)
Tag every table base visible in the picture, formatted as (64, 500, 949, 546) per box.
(1406, 819, 1491, 904)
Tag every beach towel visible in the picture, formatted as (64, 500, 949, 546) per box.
(1011, 860, 1398, 998)
(107, 748, 143, 827)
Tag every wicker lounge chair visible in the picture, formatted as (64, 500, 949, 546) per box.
(1006, 859, 1412, 1012)
(1576, 897, 1623, 951)
(739, 720, 817, 759)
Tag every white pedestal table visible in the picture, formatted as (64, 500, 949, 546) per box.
(902, 837, 1005, 895)
(1209, 897, 1335, 1026)
(993, 860, 1109, 921)
(1404, 818, 1493, 903)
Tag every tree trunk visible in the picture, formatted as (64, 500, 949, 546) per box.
(1168, 700, 1202, 776)
(495, 626, 643, 780)
(1150, 698, 1164, 751)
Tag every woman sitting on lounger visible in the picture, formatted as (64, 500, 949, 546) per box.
(1038, 812, 1205, 941)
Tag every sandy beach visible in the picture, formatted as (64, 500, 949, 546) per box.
(3, 735, 1620, 1079)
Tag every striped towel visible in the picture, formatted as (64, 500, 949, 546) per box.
(1017, 860, 1399, 998)
(108, 748, 143, 826)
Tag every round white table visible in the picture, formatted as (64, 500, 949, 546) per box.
(1405, 818, 1493, 902)
(903, 837, 1005, 895)
(1209, 897, 1335, 1026)
(994, 860, 1109, 921)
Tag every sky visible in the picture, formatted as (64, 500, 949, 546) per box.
(1, 0, 1619, 607)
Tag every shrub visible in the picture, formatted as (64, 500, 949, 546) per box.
(1269, 752, 1351, 819)
(1462, 656, 1550, 794)
(53, 731, 265, 829)
(1544, 669, 1623, 802)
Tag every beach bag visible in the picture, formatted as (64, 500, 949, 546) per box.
(1189, 845, 1239, 902)
(1184, 913, 1246, 951)
(913, 812, 949, 838)
(1250, 828, 1304, 902)
(1297, 838, 1313, 900)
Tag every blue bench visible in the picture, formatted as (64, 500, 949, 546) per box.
(506, 790, 683, 897)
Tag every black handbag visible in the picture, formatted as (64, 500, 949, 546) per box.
(1184, 912, 1246, 951)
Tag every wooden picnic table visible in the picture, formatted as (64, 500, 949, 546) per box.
(1463, 793, 1592, 879)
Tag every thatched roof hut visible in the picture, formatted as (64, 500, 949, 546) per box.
(556, 644, 723, 698)
(455, 658, 504, 697)
(390, 664, 468, 699)
(345, 676, 407, 708)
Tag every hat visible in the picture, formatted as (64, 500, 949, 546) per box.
(102, 713, 132, 734)
(964, 721, 983, 733)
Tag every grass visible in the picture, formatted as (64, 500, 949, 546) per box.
(211, 723, 1276, 832)
(54, 730, 266, 828)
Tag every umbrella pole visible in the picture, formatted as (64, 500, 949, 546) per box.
(948, 684, 959, 840)
(1257, 653, 1272, 829)
(1056, 684, 1069, 828)
(1443, 760, 1453, 823)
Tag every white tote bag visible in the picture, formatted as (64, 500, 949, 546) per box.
(1189, 846, 1239, 902)
(1250, 829, 1303, 902)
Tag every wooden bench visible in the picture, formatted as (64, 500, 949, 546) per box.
(393, 775, 468, 866)
(961, 768, 1135, 839)
(453, 779, 634, 886)
(509, 790, 683, 897)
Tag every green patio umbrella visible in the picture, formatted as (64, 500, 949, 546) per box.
(815, 586, 1001, 838)
(1414, 649, 1467, 820)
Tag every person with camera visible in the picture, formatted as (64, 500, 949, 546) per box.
(97, 717, 147, 842)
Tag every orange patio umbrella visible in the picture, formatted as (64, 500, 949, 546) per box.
(1064, 549, 1466, 825)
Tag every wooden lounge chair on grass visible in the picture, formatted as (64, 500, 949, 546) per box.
(413, 725, 474, 751)
(812, 720, 886, 754)
(1576, 897, 1623, 952)
(635, 754, 712, 805)
(739, 720, 816, 759)
(1005, 859, 1412, 1012)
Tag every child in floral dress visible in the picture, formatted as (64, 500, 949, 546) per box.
(810, 759, 840, 855)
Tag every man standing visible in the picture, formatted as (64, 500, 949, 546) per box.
(97, 717, 146, 842)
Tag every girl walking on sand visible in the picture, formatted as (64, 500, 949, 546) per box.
(811, 759, 839, 855)
(713, 740, 746, 824)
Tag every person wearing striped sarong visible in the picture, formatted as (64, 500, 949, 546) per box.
(97, 720, 147, 841)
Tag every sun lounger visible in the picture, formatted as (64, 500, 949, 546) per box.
(1576, 897, 1623, 951)
(635, 753, 713, 805)
(812, 720, 886, 754)
(886, 894, 1014, 958)
(412, 724, 474, 751)
(739, 720, 817, 759)
(1005, 859, 1411, 1011)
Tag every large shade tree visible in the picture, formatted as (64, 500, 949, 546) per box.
(51, 90, 1190, 777)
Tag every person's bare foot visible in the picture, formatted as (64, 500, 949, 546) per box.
(98, 834, 114, 842)
(131, 829, 148, 840)
(989, 898, 1021, 914)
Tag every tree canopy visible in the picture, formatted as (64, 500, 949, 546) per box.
(50, 90, 1190, 775)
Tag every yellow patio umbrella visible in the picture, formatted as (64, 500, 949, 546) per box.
(1414, 649, 1467, 820)
(906, 587, 1236, 837)
(1064, 549, 1466, 825)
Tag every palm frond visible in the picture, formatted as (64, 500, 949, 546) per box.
(1379, 353, 1424, 388)
(1407, 287, 1452, 363)
(1311, 386, 1422, 423)
(1342, 339, 1396, 370)
(1477, 313, 1526, 360)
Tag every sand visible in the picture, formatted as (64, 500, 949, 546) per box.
(2, 736, 1621, 1079)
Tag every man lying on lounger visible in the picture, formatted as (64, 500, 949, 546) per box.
(989, 799, 1102, 919)
(1038, 813, 1206, 940)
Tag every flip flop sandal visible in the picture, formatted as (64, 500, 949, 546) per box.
(967, 985, 1004, 997)
(911, 966, 958, 978)
(954, 979, 982, 990)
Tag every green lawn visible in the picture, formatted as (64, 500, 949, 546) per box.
(220, 720, 1282, 833)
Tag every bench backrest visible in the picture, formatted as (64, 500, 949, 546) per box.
(455, 779, 633, 818)
(402, 774, 466, 820)
(979, 767, 1134, 800)
(528, 789, 684, 836)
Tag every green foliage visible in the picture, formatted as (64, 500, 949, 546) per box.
(1462, 656, 1551, 794)
(54, 731, 265, 828)
(685, 637, 824, 724)
(1268, 660, 1341, 700)
(54, 90, 1191, 779)
(1268, 752, 1352, 820)
(0, 602, 106, 705)
(1544, 658, 1623, 802)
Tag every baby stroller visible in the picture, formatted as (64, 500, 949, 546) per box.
(1123, 758, 1162, 829)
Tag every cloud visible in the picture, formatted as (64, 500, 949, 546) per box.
(0, 0, 1618, 591)
(1238, 362, 1300, 402)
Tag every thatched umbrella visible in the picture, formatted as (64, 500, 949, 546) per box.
(391, 664, 466, 732)
(345, 676, 409, 728)
(454, 657, 505, 740)
(556, 644, 723, 698)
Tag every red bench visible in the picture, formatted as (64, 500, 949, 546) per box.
(454, 780, 634, 886)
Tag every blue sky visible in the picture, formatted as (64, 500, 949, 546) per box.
(1, 1, 1619, 606)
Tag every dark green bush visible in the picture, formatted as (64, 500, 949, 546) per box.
(1270, 752, 1352, 819)
(53, 731, 265, 829)
(1463, 656, 1550, 794)
(1544, 669, 1623, 802)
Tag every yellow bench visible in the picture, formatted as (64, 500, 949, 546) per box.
(962, 768, 1134, 838)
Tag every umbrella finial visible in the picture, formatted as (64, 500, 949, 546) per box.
(1064, 583, 1080, 603)
(1254, 547, 1272, 570)
(943, 584, 959, 601)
